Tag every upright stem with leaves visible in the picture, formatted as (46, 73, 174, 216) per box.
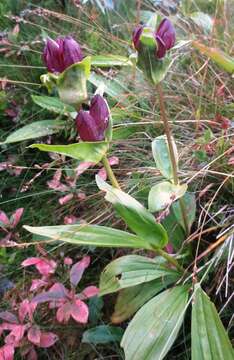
(156, 83, 190, 235)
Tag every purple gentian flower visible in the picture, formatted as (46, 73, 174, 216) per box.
(132, 18, 175, 59)
(76, 95, 109, 142)
(43, 36, 83, 73)
(155, 18, 176, 59)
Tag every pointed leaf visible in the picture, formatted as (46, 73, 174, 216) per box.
(99, 255, 179, 296)
(152, 135, 178, 181)
(148, 181, 187, 212)
(82, 325, 124, 345)
(172, 193, 196, 232)
(96, 176, 168, 249)
(71, 299, 89, 324)
(192, 285, 233, 360)
(32, 95, 75, 114)
(91, 55, 132, 67)
(29, 141, 108, 164)
(24, 224, 154, 250)
(70, 256, 90, 287)
(121, 286, 189, 360)
(111, 275, 179, 324)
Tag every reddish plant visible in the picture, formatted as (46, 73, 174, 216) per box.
(32, 256, 99, 324)
(0, 300, 57, 360)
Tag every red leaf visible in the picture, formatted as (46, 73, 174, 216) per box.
(26, 347, 37, 360)
(18, 300, 37, 323)
(76, 162, 94, 176)
(58, 193, 74, 205)
(39, 332, 58, 348)
(63, 215, 78, 225)
(30, 279, 48, 292)
(0, 345, 15, 360)
(0, 211, 9, 226)
(21, 258, 56, 276)
(5, 325, 25, 346)
(78, 286, 99, 299)
(10, 208, 24, 227)
(70, 256, 90, 287)
(33, 283, 68, 304)
(27, 326, 41, 346)
(0, 312, 18, 324)
(56, 303, 71, 323)
(63, 257, 73, 265)
(70, 299, 89, 324)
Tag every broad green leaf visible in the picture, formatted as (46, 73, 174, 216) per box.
(152, 135, 178, 181)
(32, 95, 75, 114)
(192, 41, 234, 74)
(172, 193, 196, 232)
(82, 325, 124, 345)
(96, 176, 168, 249)
(192, 285, 233, 360)
(148, 181, 187, 212)
(23, 224, 156, 250)
(121, 286, 189, 360)
(162, 210, 185, 251)
(99, 255, 179, 295)
(29, 141, 108, 163)
(91, 55, 132, 67)
(112, 276, 180, 324)
(1, 120, 65, 144)
(57, 57, 91, 105)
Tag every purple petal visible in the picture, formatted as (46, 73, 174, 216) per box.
(62, 36, 83, 69)
(90, 95, 109, 133)
(70, 256, 90, 287)
(156, 18, 175, 51)
(76, 111, 104, 141)
(42, 38, 65, 73)
(155, 35, 167, 59)
(132, 24, 144, 50)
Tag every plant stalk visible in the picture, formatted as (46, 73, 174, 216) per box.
(102, 155, 121, 189)
(156, 83, 190, 235)
(157, 248, 184, 273)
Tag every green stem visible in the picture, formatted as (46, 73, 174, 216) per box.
(102, 155, 121, 189)
(157, 248, 184, 273)
(156, 83, 190, 235)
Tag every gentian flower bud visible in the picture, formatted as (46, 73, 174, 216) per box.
(132, 18, 175, 59)
(132, 24, 144, 51)
(155, 18, 175, 59)
(76, 95, 109, 142)
(43, 36, 83, 73)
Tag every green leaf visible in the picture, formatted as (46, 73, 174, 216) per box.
(23, 224, 156, 250)
(32, 95, 75, 114)
(152, 135, 178, 181)
(111, 275, 179, 324)
(1, 120, 65, 144)
(192, 285, 234, 360)
(57, 57, 91, 105)
(82, 325, 124, 345)
(137, 46, 173, 85)
(96, 176, 168, 249)
(192, 41, 234, 74)
(148, 181, 187, 212)
(91, 55, 132, 67)
(29, 141, 108, 163)
(172, 193, 196, 232)
(121, 286, 189, 360)
(99, 255, 179, 296)
(162, 210, 185, 251)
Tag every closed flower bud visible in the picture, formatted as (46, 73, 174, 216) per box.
(132, 18, 175, 59)
(155, 18, 175, 59)
(132, 24, 144, 51)
(76, 95, 109, 142)
(43, 36, 83, 74)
